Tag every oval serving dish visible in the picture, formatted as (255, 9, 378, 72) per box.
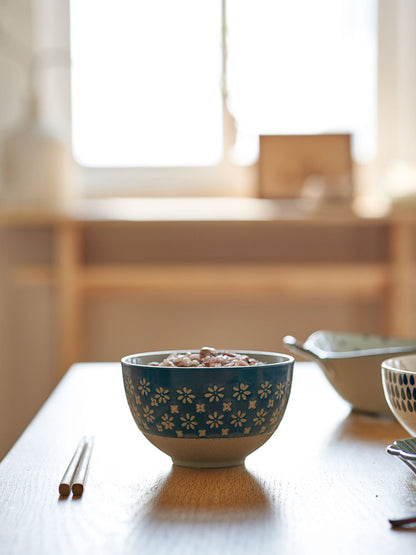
(283, 330, 416, 415)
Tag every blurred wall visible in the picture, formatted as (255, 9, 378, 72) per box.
(0, 1, 32, 143)
(0, 0, 38, 459)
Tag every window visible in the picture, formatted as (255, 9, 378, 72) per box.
(70, 0, 223, 168)
(29, 1, 416, 198)
(70, 0, 377, 180)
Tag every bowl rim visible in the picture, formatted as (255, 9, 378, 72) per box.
(382, 353, 416, 373)
(121, 349, 294, 368)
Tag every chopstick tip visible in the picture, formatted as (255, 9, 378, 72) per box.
(59, 483, 71, 497)
(72, 483, 84, 497)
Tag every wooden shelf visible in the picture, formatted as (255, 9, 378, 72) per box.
(3, 200, 416, 377)
(13, 262, 390, 301)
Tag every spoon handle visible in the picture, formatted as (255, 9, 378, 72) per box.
(282, 336, 320, 362)
(389, 516, 416, 527)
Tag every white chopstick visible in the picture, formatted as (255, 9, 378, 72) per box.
(58, 436, 93, 497)
(72, 436, 94, 496)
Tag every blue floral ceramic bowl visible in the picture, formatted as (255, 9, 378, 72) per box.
(121, 349, 294, 468)
(382, 355, 416, 435)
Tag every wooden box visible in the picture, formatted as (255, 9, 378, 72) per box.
(257, 134, 353, 200)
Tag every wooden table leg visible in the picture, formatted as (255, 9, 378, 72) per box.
(388, 218, 414, 337)
(54, 223, 82, 378)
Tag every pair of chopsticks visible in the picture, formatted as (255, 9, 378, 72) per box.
(59, 436, 94, 497)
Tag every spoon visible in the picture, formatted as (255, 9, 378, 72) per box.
(387, 437, 416, 527)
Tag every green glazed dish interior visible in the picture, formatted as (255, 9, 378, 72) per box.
(304, 330, 416, 358)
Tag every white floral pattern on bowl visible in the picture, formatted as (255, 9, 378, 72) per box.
(123, 374, 290, 439)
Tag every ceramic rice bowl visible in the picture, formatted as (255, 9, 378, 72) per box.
(121, 350, 294, 468)
(382, 354, 416, 435)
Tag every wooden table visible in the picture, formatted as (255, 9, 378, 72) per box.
(1, 361, 416, 554)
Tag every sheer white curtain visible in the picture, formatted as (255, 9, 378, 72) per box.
(70, 0, 223, 168)
(226, 0, 377, 165)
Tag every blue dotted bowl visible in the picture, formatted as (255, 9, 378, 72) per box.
(121, 350, 294, 467)
(382, 355, 416, 435)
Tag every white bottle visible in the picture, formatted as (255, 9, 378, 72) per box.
(1, 93, 72, 210)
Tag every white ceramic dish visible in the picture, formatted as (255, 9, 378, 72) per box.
(283, 330, 416, 415)
(382, 354, 416, 434)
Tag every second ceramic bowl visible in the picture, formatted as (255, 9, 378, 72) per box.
(382, 354, 416, 434)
